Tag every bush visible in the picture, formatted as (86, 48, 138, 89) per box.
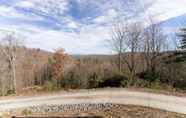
(21, 109, 32, 116)
(88, 72, 102, 88)
(99, 73, 128, 88)
(5, 89, 15, 96)
(174, 79, 186, 90)
(62, 71, 88, 89)
(43, 81, 58, 91)
(121, 77, 131, 87)
(62, 77, 82, 89)
(139, 71, 160, 82)
(130, 78, 151, 88)
(150, 80, 162, 90)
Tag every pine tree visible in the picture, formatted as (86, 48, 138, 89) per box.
(179, 28, 186, 50)
(172, 28, 186, 63)
(164, 28, 186, 64)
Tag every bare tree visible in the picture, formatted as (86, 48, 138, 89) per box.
(143, 21, 167, 73)
(110, 21, 143, 78)
(0, 33, 22, 94)
(110, 21, 127, 73)
(124, 22, 144, 77)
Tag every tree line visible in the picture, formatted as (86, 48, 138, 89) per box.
(0, 19, 186, 95)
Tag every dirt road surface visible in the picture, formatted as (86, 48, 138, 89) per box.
(0, 89, 185, 114)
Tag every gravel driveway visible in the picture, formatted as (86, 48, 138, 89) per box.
(0, 89, 186, 114)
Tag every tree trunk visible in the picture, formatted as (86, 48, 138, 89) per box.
(11, 59, 17, 94)
(118, 52, 122, 73)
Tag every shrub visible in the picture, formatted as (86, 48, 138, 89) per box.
(5, 89, 15, 96)
(62, 71, 88, 89)
(139, 70, 161, 82)
(21, 109, 32, 116)
(150, 80, 162, 90)
(99, 73, 128, 88)
(174, 79, 186, 90)
(121, 79, 130, 87)
(88, 72, 102, 88)
(43, 80, 58, 91)
(130, 78, 151, 88)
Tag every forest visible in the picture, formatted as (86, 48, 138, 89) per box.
(0, 20, 186, 96)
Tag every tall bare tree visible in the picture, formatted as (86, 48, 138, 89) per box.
(0, 33, 22, 93)
(110, 22, 127, 73)
(110, 21, 143, 77)
(143, 21, 167, 73)
(124, 22, 144, 76)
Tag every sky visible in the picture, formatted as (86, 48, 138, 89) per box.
(0, 0, 186, 54)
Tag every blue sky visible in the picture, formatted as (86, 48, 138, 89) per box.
(0, 0, 186, 54)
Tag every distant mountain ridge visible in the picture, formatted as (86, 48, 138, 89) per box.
(160, 14, 186, 28)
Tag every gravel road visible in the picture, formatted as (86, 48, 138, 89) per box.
(0, 89, 186, 114)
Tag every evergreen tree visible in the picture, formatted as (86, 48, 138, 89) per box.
(164, 28, 186, 64)
(179, 28, 186, 50)
(172, 28, 186, 63)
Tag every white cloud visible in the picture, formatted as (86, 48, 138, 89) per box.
(15, 1, 34, 8)
(31, 0, 69, 19)
(0, 5, 44, 22)
(67, 22, 78, 29)
(1, 0, 186, 54)
(94, 9, 118, 24)
(11, 21, 110, 54)
(145, 0, 186, 22)
(0, 6, 19, 17)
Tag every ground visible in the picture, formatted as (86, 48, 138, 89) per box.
(1, 88, 186, 118)
(12, 105, 186, 118)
